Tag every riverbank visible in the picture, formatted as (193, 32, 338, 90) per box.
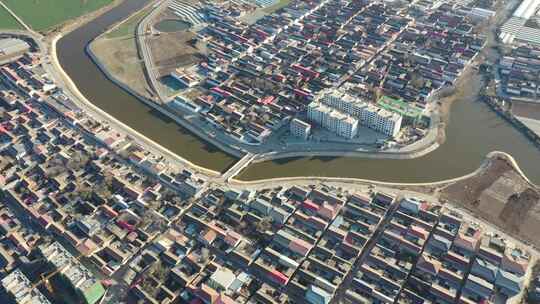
(230, 151, 514, 188)
(483, 97, 540, 149)
(50, 0, 540, 184)
(58, 0, 444, 164)
(232, 151, 540, 250)
(48, 33, 223, 177)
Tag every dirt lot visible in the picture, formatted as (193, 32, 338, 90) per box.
(148, 30, 201, 77)
(147, 7, 202, 77)
(90, 36, 153, 99)
(512, 101, 540, 120)
(438, 155, 540, 247)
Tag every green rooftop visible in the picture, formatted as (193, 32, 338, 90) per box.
(81, 281, 105, 304)
(377, 96, 423, 119)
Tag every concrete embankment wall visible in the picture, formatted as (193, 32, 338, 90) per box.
(232, 151, 536, 188)
(251, 141, 441, 164)
(86, 43, 244, 158)
(51, 33, 222, 177)
(483, 97, 540, 149)
(84, 42, 247, 175)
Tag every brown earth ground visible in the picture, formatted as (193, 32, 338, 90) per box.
(90, 37, 153, 99)
(399, 154, 540, 248)
(148, 30, 201, 77)
(512, 101, 540, 120)
(88, 1, 156, 99)
(148, 8, 202, 77)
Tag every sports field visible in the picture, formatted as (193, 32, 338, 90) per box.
(0, 5, 22, 29)
(3, 0, 115, 31)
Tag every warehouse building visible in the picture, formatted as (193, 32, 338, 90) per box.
(499, 0, 540, 46)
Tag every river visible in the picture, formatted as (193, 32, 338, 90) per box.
(56, 0, 236, 171)
(57, 0, 540, 184)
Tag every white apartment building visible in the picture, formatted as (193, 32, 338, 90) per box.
(307, 103, 359, 139)
(312, 89, 403, 137)
(290, 118, 312, 140)
(363, 105, 402, 137)
(320, 89, 368, 117)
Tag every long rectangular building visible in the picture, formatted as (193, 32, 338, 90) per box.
(308, 102, 359, 139)
(499, 0, 540, 46)
(40, 242, 105, 304)
(309, 90, 402, 137)
(1, 269, 51, 304)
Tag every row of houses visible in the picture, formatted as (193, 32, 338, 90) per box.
(498, 46, 540, 99)
(0, 41, 208, 304)
(351, 4, 486, 108)
(170, 0, 414, 145)
(124, 183, 397, 304)
(345, 196, 533, 304)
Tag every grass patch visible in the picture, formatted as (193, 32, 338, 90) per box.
(0, 5, 22, 29)
(106, 5, 153, 39)
(3, 0, 115, 31)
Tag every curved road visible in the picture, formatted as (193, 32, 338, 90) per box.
(53, 0, 540, 185)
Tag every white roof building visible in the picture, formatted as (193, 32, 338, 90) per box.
(1, 269, 51, 304)
(500, 0, 540, 45)
(310, 89, 402, 137)
(307, 103, 359, 139)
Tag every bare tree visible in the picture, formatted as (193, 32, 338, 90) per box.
(199, 247, 210, 263)
(256, 216, 272, 232)
(152, 262, 168, 282)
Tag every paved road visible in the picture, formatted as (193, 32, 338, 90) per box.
(137, 0, 169, 102)
(331, 194, 402, 303)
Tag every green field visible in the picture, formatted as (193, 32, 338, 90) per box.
(3, 0, 115, 31)
(0, 6, 22, 29)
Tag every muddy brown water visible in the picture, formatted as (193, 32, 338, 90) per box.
(57, 0, 540, 184)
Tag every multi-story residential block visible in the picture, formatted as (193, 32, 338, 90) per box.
(290, 118, 312, 140)
(320, 89, 367, 118)
(1, 269, 51, 304)
(307, 103, 359, 139)
(40, 242, 106, 304)
(362, 105, 402, 137)
(312, 90, 402, 137)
